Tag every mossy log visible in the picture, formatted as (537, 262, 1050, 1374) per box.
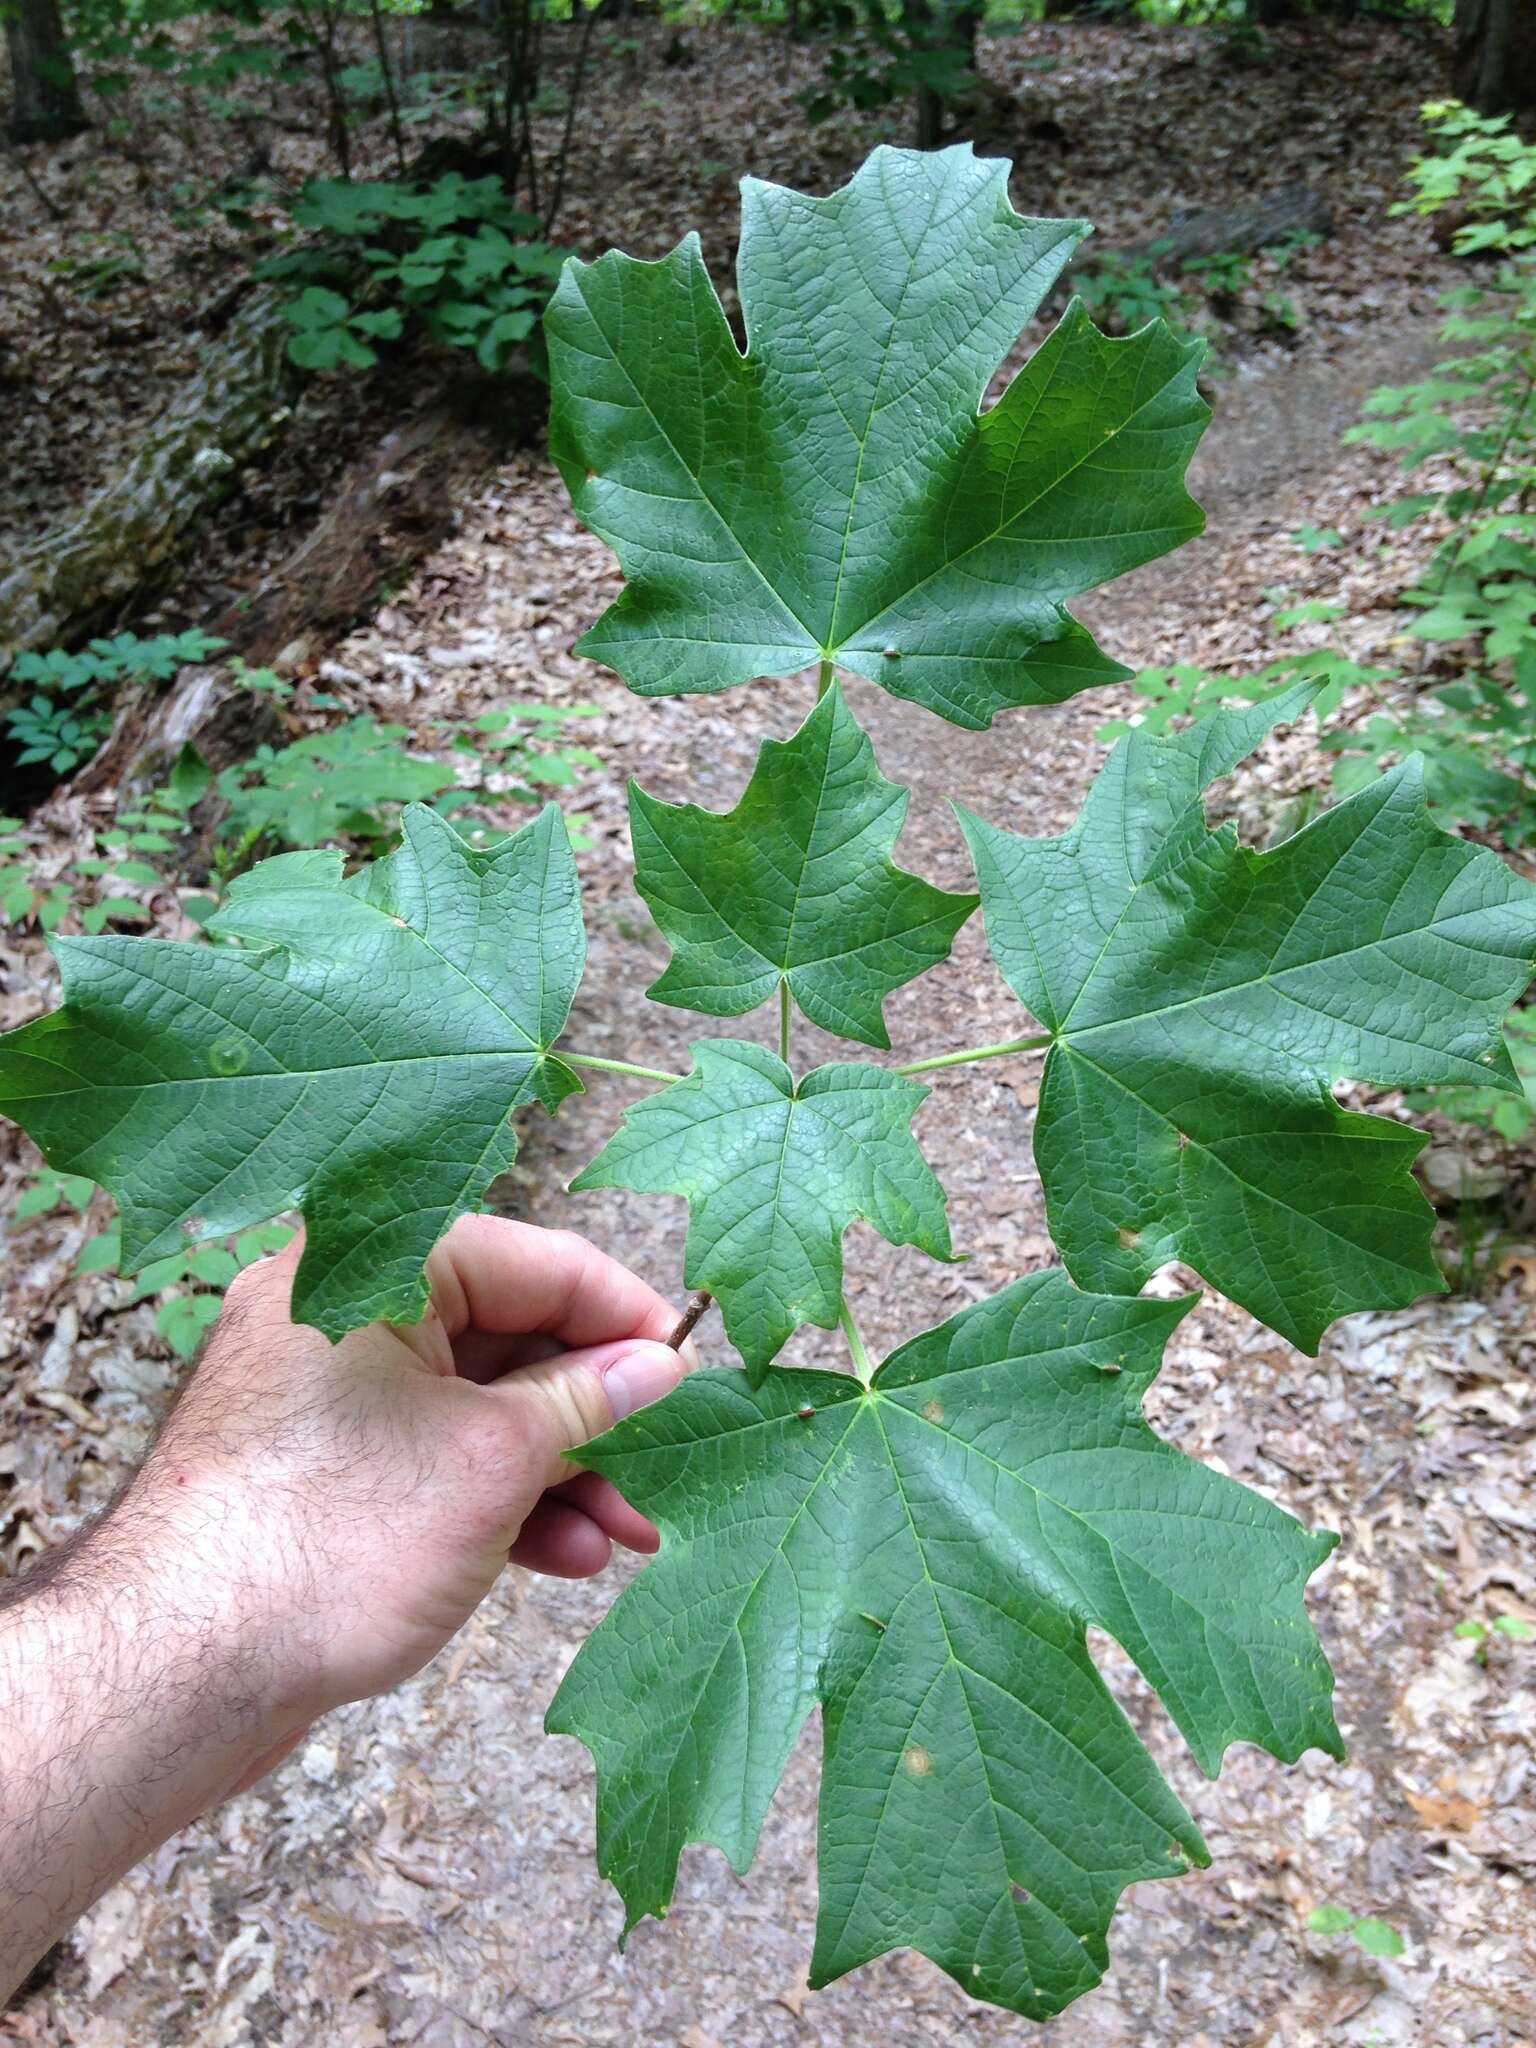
(0, 291, 297, 658)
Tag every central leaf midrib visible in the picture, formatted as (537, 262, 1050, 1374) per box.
(1065, 901, 1509, 1049)
(10, 1041, 544, 1097)
(822, 172, 944, 651)
(778, 710, 848, 974)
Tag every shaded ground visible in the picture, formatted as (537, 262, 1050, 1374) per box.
(3, 15, 1535, 2048)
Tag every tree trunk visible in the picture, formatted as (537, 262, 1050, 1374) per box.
(906, 0, 977, 150)
(1453, 0, 1536, 115)
(5, 0, 89, 145)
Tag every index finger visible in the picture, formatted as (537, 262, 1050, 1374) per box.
(425, 1216, 679, 1350)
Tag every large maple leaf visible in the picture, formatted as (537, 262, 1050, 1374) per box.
(572, 1038, 951, 1375)
(547, 145, 1207, 728)
(630, 683, 976, 1047)
(549, 1272, 1339, 2020)
(958, 690, 1536, 1349)
(0, 806, 584, 1338)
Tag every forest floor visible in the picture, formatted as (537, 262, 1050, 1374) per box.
(2, 14, 1535, 2048)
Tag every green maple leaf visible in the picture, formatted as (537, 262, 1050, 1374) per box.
(631, 684, 977, 1047)
(549, 1272, 1339, 2020)
(548, 144, 1206, 729)
(571, 1038, 951, 1375)
(0, 806, 584, 1339)
(958, 689, 1536, 1350)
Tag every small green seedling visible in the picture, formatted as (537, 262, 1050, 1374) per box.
(1306, 1907, 1406, 1958)
(1456, 1614, 1534, 1663)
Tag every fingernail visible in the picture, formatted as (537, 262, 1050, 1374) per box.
(603, 1342, 681, 1422)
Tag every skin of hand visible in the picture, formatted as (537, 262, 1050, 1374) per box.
(0, 1216, 690, 2002)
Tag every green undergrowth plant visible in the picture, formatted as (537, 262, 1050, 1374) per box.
(2, 147, 1535, 2022)
(1455, 1611, 1533, 1661)
(799, 3, 976, 134)
(1113, 105, 1536, 1151)
(213, 715, 459, 860)
(5, 629, 225, 778)
(210, 701, 598, 870)
(9, 1166, 292, 1360)
(261, 173, 566, 373)
(1305, 1907, 1406, 1960)
(1332, 103, 1536, 838)
(1071, 244, 1189, 334)
(0, 746, 210, 937)
(1071, 227, 1317, 354)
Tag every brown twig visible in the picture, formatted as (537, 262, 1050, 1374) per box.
(366, 0, 407, 178)
(667, 1290, 713, 1351)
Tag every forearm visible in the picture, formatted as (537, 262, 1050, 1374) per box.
(0, 1217, 685, 2004)
(0, 1493, 311, 2003)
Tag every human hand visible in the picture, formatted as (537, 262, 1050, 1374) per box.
(0, 1217, 690, 1995)
(125, 1216, 690, 1730)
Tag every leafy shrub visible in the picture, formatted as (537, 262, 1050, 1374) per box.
(1106, 107, 1536, 1148)
(214, 716, 459, 855)
(90, 1217, 297, 1358)
(0, 820, 75, 935)
(444, 701, 601, 804)
(212, 701, 599, 863)
(798, 0, 976, 131)
(1343, 105, 1536, 767)
(1096, 639, 1376, 745)
(1070, 228, 1316, 350)
(281, 286, 403, 371)
(262, 173, 566, 374)
(1072, 246, 1189, 334)
(1321, 659, 1536, 840)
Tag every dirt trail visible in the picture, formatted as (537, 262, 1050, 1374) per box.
(37, 326, 1536, 2048)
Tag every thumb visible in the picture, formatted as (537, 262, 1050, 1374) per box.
(483, 1336, 685, 1489)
